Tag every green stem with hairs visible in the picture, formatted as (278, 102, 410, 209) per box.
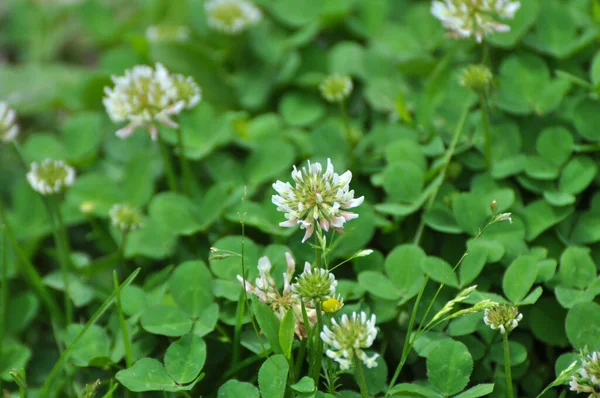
(48, 196, 73, 325)
(311, 300, 324, 383)
(353, 355, 370, 398)
(503, 332, 514, 398)
(158, 137, 179, 193)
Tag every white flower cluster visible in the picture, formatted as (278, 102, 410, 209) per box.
(321, 311, 379, 370)
(109, 204, 144, 232)
(431, 0, 521, 43)
(292, 262, 338, 302)
(146, 25, 191, 42)
(237, 254, 317, 339)
(570, 351, 600, 397)
(0, 102, 19, 142)
(483, 303, 523, 334)
(272, 158, 364, 242)
(205, 0, 262, 35)
(27, 159, 76, 195)
(319, 75, 353, 103)
(103, 63, 201, 140)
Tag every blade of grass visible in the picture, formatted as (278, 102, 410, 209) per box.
(39, 268, 141, 397)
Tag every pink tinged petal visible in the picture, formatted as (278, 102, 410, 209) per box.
(115, 125, 136, 139)
(303, 262, 311, 273)
(494, 23, 510, 33)
(320, 218, 329, 231)
(340, 211, 359, 221)
(279, 219, 298, 228)
(236, 275, 255, 293)
(285, 252, 296, 274)
(149, 124, 159, 141)
(343, 196, 364, 209)
(301, 224, 314, 243)
(330, 216, 345, 229)
(258, 256, 272, 273)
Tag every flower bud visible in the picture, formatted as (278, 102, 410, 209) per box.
(459, 64, 493, 93)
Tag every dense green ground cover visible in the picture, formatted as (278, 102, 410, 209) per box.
(1, 0, 600, 397)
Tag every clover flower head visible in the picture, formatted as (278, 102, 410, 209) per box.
(323, 294, 344, 314)
(431, 0, 521, 43)
(205, 0, 262, 35)
(103, 63, 200, 140)
(109, 204, 144, 232)
(0, 102, 19, 142)
(321, 311, 379, 370)
(319, 75, 353, 103)
(459, 64, 493, 93)
(237, 253, 317, 339)
(571, 351, 600, 396)
(272, 158, 364, 243)
(483, 303, 522, 334)
(172, 74, 202, 109)
(27, 159, 75, 195)
(292, 262, 337, 302)
(146, 25, 191, 42)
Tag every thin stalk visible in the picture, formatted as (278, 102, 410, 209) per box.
(0, 228, 6, 392)
(353, 356, 370, 398)
(48, 196, 73, 326)
(479, 93, 492, 169)
(311, 300, 324, 383)
(503, 332, 514, 398)
(176, 127, 194, 197)
(158, 137, 179, 193)
(295, 339, 307, 380)
(113, 272, 133, 368)
(340, 102, 354, 149)
(413, 102, 471, 245)
(232, 288, 245, 366)
(39, 268, 140, 397)
(118, 230, 128, 264)
(10, 369, 27, 398)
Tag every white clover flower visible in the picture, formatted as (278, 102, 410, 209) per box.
(431, 0, 521, 43)
(571, 351, 600, 397)
(321, 311, 379, 370)
(146, 25, 191, 43)
(109, 204, 144, 232)
(319, 75, 353, 103)
(237, 253, 316, 339)
(292, 262, 337, 303)
(205, 0, 262, 35)
(0, 102, 19, 142)
(103, 63, 200, 140)
(272, 158, 364, 243)
(483, 303, 522, 334)
(26, 159, 76, 195)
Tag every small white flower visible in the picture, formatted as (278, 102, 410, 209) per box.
(321, 311, 379, 370)
(571, 351, 600, 396)
(292, 262, 337, 302)
(319, 75, 353, 103)
(0, 102, 19, 142)
(146, 25, 191, 42)
(431, 0, 521, 43)
(109, 204, 144, 232)
(26, 159, 75, 195)
(272, 158, 364, 242)
(103, 63, 200, 140)
(205, 0, 262, 35)
(483, 304, 522, 334)
(237, 253, 317, 339)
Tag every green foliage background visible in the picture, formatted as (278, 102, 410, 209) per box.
(1, 0, 600, 397)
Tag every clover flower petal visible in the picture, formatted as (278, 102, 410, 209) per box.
(321, 311, 379, 370)
(205, 0, 262, 35)
(27, 159, 76, 195)
(109, 204, 144, 232)
(431, 0, 521, 43)
(0, 102, 19, 142)
(272, 158, 364, 242)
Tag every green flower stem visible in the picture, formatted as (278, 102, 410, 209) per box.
(113, 271, 132, 368)
(311, 300, 324, 383)
(479, 93, 492, 169)
(48, 196, 73, 326)
(340, 101, 355, 149)
(503, 332, 514, 398)
(353, 355, 370, 398)
(0, 228, 6, 392)
(158, 136, 179, 193)
(176, 127, 195, 197)
(39, 268, 140, 397)
(413, 101, 470, 245)
(118, 230, 128, 264)
(10, 369, 27, 398)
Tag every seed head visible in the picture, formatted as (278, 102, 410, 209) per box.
(109, 204, 144, 232)
(205, 0, 262, 35)
(321, 311, 379, 370)
(483, 303, 522, 334)
(27, 159, 76, 195)
(431, 0, 521, 43)
(0, 102, 19, 142)
(319, 75, 353, 103)
(272, 158, 364, 243)
(292, 262, 337, 303)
